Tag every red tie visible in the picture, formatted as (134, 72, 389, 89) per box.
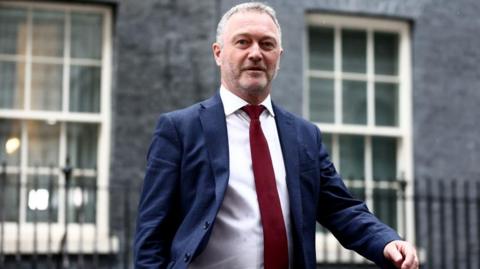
(242, 105, 289, 269)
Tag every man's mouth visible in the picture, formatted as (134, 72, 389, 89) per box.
(243, 67, 265, 72)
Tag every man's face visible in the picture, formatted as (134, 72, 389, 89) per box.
(213, 11, 283, 103)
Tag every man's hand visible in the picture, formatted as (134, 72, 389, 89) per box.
(383, 240, 419, 269)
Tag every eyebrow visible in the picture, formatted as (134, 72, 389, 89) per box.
(231, 32, 278, 43)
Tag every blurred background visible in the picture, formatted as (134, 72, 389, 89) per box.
(0, 0, 479, 268)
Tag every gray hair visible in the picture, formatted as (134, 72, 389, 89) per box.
(216, 2, 282, 46)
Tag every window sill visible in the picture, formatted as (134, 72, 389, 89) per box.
(315, 232, 425, 265)
(315, 232, 371, 264)
(0, 223, 118, 254)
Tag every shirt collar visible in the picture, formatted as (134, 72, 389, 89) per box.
(219, 85, 275, 117)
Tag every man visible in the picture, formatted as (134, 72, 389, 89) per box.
(134, 2, 419, 269)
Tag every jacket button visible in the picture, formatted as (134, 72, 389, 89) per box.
(203, 221, 210, 230)
(184, 253, 191, 263)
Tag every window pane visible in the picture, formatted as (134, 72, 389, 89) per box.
(342, 80, 367, 124)
(0, 7, 27, 55)
(27, 121, 59, 166)
(374, 32, 398, 75)
(0, 173, 20, 222)
(32, 10, 64, 57)
(309, 27, 334, 71)
(373, 188, 397, 229)
(67, 123, 98, 169)
(0, 61, 24, 109)
(70, 66, 101, 113)
(372, 137, 397, 181)
(342, 29, 366, 73)
(375, 82, 398, 126)
(68, 176, 96, 223)
(310, 78, 334, 123)
(31, 63, 62, 111)
(339, 135, 364, 180)
(71, 12, 103, 59)
(349, 187, 365, 201)
(0, 119, 21, 166)
(321, 133, 332, 154)
(26, 173, 58, 223)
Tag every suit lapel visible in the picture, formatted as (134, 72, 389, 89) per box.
(199, 93, 230, 203)
(273, 104, 304, 248)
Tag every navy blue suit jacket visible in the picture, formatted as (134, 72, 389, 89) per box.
(134, 93, 400, 269)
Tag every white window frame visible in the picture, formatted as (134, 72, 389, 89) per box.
(304, 14, 414, 263)
(0, 1, 114, 253)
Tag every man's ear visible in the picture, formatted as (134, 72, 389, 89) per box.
(212, 43, 222, 66)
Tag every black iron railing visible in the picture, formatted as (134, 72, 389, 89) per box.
(0, 161, 133, 269)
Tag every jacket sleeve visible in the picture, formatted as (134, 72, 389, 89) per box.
(134, 115, 182, 269)
(314, 127, 400, 269)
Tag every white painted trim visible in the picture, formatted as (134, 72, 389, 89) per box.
(70, 58, 103, 66)
(315, 232, 370, 264)
(1, 166, 96, 176)
(97, 6, 113, 241)
(62, 11, 71, 113)
(374, 74, 400, 83)
(0, 224, 118, 254)
(0, 55, 102, 66)
(0, 110, 103, 122)
(309, 70, 400, 83)
(334, 26, 342, 124)
(309, 70, 335, 78)
(364, 136, 373, 209)
(307, 14, 407, 32)
(19, 121, 28, 224)
(316, 123, 404, 137)
(331, 134, 340, 168)
(58, 122, 67, 229)
(0, 54, 27, 61)
(0, 1, 109, 13)
(345, 179, 403, 190)
(367, 29, 375, 126)
(25, 7, 32, 111)
(399, 22, 415, 243)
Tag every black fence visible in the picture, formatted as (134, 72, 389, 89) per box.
(315, 178, 480, 269)
(1, 162, 480, 269)
(0, 161, 134, 269)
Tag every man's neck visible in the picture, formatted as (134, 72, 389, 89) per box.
(220, 84, 270, 105)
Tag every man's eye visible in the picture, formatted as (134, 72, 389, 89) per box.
(261, 42, 275, 49)
(237, 39, 248, 45)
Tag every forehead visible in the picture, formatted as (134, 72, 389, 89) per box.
(223, 11, 280, 40)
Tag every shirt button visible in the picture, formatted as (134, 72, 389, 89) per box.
(184, 253, 191, 263)
(203, 221, 210, 230)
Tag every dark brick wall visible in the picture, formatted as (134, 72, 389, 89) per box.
(412, 0, 480, 180)
(110, 0, 219, 193)
(107, 0, 220, 252)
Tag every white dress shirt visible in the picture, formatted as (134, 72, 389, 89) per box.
(188, 86, 292, 269)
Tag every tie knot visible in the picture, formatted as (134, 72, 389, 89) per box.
(242, 105, 264, 120)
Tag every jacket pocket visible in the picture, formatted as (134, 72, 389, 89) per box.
(167, 260, 176, 269)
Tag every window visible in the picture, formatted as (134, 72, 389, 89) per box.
(306, 14, 413, 261)
(0, 2, 112, 252)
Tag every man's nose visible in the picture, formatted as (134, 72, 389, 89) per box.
(248, 43, 262, 62)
